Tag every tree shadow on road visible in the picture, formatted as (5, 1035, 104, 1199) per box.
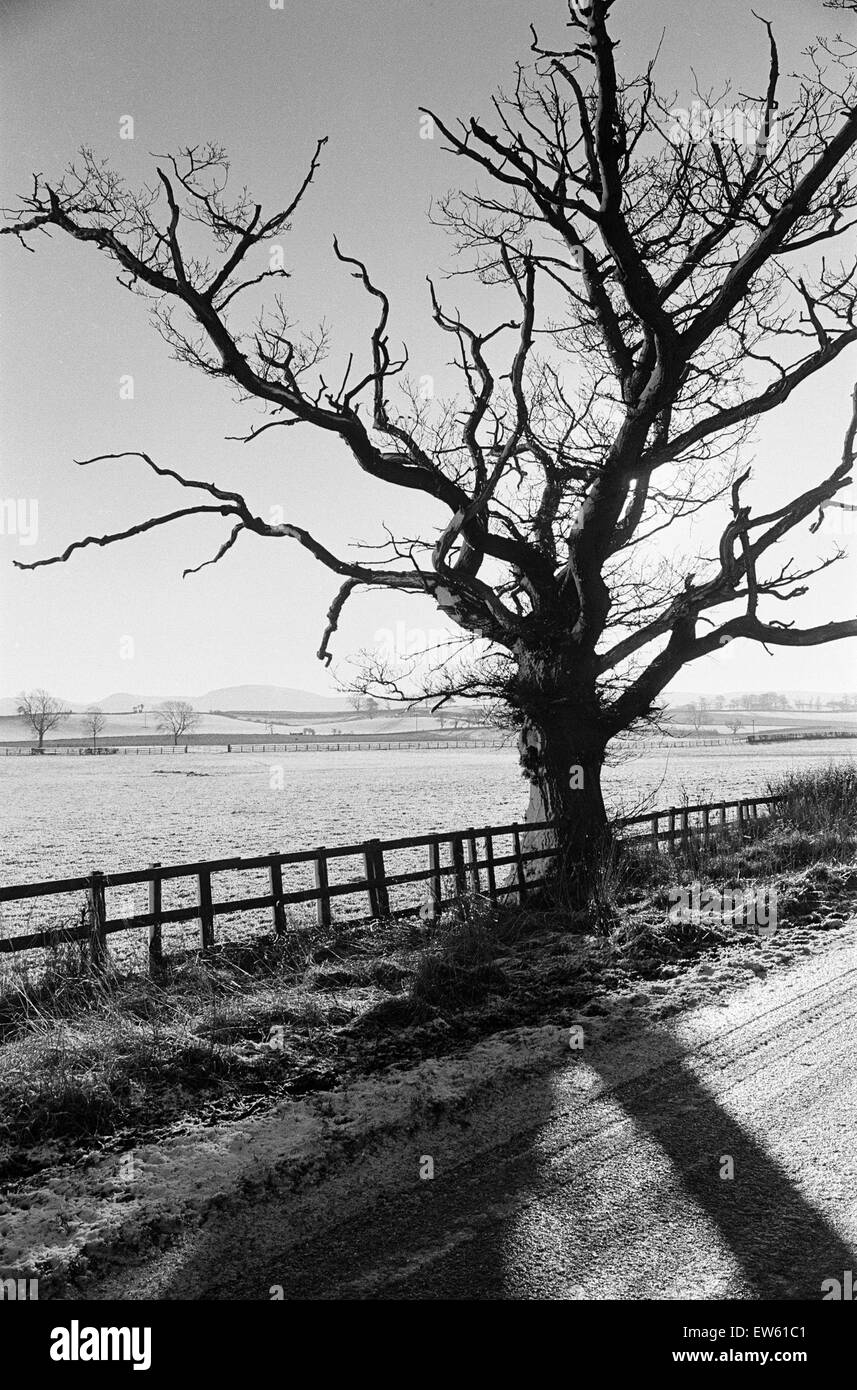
(587, 1019, 856, 1299)
(348, 1016, 856, 1300)
(89, 1011, 856, 1300)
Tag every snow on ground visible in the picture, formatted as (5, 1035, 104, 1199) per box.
(0, 1026, 571, 1288)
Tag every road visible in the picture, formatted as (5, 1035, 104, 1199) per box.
(81, 923, 857, 1300)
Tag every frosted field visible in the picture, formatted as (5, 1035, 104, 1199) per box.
(1, 741, 853, 964)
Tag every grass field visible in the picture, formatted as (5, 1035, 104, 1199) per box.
(1, 741, 855, 968)
(2, 705, 856, 745)
(0, 708, 462, 743)
(3, 739, 856, 874)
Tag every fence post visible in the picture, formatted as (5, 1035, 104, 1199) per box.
(198, 869, 214, 949)
(451, 835, 468, 898)
(373, 841, 390, 918)
(702, 807, 710, 849)
(363, 842, 379, 918)
(148, 863, 163, 972)
(668, 808, 677, 853)
(680, 808, 689, 851)
(363, 839, 390, 919)
(269, 859, 287, 935)
(484, 831, 497, 901)
(88, 870, 108, 971)
(650, 814, 659, 850)
(737, 800, 746, 835)
(467, 828, 480, 894)
(314, 849, 332, 929)
(427, 837, 442, 920)
(719, 802, 727, 834)
(512, 823, 527, 905)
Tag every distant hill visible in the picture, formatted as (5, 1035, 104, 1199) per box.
(5, 683, 850, 719)
(197, 685, 346, 712)
(0, 685, 349, 716)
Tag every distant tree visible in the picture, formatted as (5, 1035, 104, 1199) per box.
(365, 697, 379, 719)
(155, 700, 200, 746)
(83, 705, 107, 751)
(348, 694, 366, 714)
(729, 716, 743, 736)
(17, 689, 70, 750)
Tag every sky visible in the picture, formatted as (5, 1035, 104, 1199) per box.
(0, 0, 855, 702)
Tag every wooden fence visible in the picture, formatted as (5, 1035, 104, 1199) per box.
(0, 739, 509, 755)
(0, 792, 791, 969)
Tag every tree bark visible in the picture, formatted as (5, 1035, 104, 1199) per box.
(515, 655, 610, 905)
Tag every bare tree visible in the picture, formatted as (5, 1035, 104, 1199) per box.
(3, 0, 857, 892)
(17, 690, 71, 750)
(155, 700, 200, 746)
(83, 705, 107, 751)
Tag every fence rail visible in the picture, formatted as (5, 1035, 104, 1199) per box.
(0, 792, 792, 967)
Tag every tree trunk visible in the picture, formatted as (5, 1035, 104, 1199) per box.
(515, 658, 610, 907)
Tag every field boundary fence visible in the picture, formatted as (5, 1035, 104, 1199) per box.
(0, 792, 792, 970)
(2, 727, 855, 756)
(0, 738, 511, 755)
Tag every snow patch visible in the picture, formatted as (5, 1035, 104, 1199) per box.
(1, 1025, 570, 1287)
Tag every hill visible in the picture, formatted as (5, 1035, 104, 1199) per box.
(0, 685, 348, 716)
